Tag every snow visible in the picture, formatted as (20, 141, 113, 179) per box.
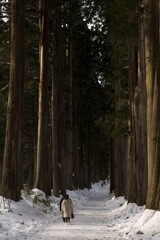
(0, 181, 160, 240)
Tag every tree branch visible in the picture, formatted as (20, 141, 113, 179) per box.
(0, 84, 8, 92)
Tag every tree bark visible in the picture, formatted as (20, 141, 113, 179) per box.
(34, 0, 51, 195)
(145, 0, 160, 210)
(1, 0, 25, 201)
(52, 0, 66, 195)
(114, 137, 127, 197)
(64, 23, 73, 190)
(126, 2, 148, 205)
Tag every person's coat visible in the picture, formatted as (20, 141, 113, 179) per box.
(61, 199, 73, 218)
(59, 195, 65, 211)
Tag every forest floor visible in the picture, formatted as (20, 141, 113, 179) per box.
(0, 181, 160, 240)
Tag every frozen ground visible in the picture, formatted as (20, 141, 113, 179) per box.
(0, 181, 160, 240)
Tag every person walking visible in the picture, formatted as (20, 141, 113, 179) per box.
(61, 194, 73, 223)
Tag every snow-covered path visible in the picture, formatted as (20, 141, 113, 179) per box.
(1, 181, 160, 240)
(36, 184, 125, 240)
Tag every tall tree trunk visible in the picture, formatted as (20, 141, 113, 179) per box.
(86, 126, 91, 188)
(126, 42, 137, 203)
(109, 138, 115, 193)
(52, 0, 66, 195)
(72, 49, 79, 189)
(113, 77, 127, 197)
(135, 2, 147, 205)
(145, 0, 160, 210)
(1, 0, 25, 201)
(114, 137, 127, 197)
(127, 3, 147, 205)
(34, 0, 50, 195)
(72, 122, 80, 189)
(51, 62, 60, 197)
(127, 4, 147, 205)
(83, 125, 90, 188)
(65, 24, 73, 190)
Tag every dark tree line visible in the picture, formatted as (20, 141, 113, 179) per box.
(0, 0, 108, 200)
(99, 0, 160, 211)
(1, 0, 160, 212)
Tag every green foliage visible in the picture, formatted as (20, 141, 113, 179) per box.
(95, 0, 134, 140)
(72, 3, 109, 125)
(32, 195, 50, 207)
(22, 187, 52, 214)
(96, 103, 129, 139)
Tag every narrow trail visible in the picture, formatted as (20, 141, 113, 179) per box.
(1, 183, 158, 240)
(36, 185, 126, 240)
